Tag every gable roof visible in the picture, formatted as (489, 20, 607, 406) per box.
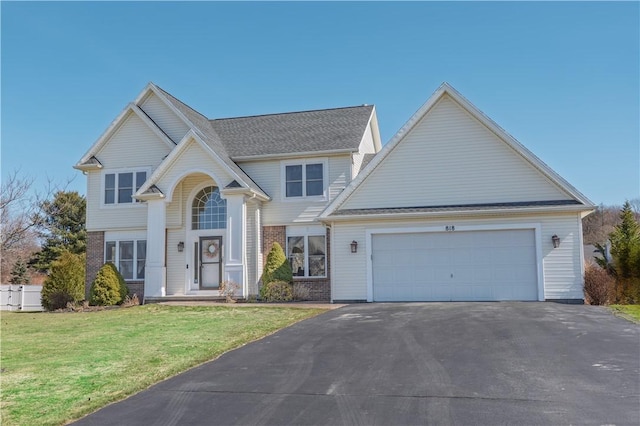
(74, 103, 176, 170)
(210, 105, 375, 159)
(135, 129, 270, 202)
(150, 84, 268, 198)
(320, 82, 595, 220)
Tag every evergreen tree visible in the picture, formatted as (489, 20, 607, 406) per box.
(262, 242, 293, 285)
(30, 191, 86, 272)
(41, 251, 85, 310)
(609, 201, 640, 302)
(9, 257, 30, 284)
(90, 262, 126, 306)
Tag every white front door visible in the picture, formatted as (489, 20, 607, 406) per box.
(199, 236, 222, 290)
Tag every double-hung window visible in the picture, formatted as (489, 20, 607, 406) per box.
(105, 239, 147, 280)
(286, 231, 326, 277)
(104, 170, 148, 205)
(282, 159, 327, 200)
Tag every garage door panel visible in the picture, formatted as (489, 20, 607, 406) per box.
(372, 229, 538, 302)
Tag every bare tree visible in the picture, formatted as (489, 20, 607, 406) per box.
(582, 204, 622, 246)
(1, 171, 40, 282)
(628, 197, 640, 220)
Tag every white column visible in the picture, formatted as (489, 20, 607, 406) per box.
(224, 194, 246, 292)
(145, 199, 166, 298)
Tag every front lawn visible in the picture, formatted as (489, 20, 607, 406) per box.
(610, 304, 640, 321)
(0, 304, 325, 426)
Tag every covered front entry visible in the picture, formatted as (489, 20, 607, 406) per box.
(198, 236, 222, 289)
(371, 229, 539, 302)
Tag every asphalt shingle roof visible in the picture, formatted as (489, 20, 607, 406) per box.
(210, 106, 374, 158)
(331, 200, 582, 216)
(155, 85, 269, 198)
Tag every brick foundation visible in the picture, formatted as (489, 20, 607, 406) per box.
(261, 226, 331, 302)
(84, 231, 145, 301)
(85, 231, 105, 300)
(127, 281, 144, 301)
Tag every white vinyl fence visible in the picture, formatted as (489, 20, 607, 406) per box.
(0, 285, 44, 311)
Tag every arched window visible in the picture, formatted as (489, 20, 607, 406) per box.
(191, 186, 227, 230)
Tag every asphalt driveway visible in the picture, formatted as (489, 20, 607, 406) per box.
(75, 303, 639, 425)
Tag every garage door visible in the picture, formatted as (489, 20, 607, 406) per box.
(372, 229, 538, 301)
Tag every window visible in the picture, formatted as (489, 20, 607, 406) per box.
(104, 170, 147, 205)
(105, 239, 146, 280)
(282, 160, 326, 199)
(192, 186, 227, 230)
(287, 234, 326, 277)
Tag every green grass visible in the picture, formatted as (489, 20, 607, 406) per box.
(0, 304, 325, 426)
(610, 304, 640, 321)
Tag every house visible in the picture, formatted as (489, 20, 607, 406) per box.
(75, 82, 594, 303)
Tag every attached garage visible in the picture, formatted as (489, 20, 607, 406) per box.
(370, 229, 540, 302)
(320, 83, 595, 304)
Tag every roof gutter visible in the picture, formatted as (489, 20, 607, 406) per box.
(318, 204, 595, 222)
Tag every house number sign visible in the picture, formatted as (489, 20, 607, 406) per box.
(445, 225, 456, 231)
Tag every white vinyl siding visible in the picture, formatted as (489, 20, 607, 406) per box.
(165, 175, 215, 296)
(155, 139, 235, 199)
(139, 92, 190, 143)
(341, 96, 570, 210)
(352, 123, 377, 177)
(245, 201, 260, 296)
(86, 171, 147, 231)
(85, 112, 173, 231)
(94, 112, 172, 169)
(166, 228, 185, 295)
(330, 213, 583, 302)
(239, 155, 351, 225)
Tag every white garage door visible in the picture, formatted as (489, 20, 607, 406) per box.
(372, 229, 538, 301)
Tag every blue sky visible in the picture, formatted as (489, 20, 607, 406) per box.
(2, 1, 638, 206)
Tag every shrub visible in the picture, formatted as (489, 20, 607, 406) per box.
(262, 243, 293, 285)
(260, 280, 293, 302)
(122, 294, 140, 307)
(41, 251, 85, 311)
(90, 262, 128, 306)
(220, 281, 239, 303)
(584, 265, 615, 305)
(108, 262, 129, 302)
(293, 283, 311, 301)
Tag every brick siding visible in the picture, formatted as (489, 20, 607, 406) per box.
(85, 231, 104, 300)
(84, 231, 145, 301)
(127, 281, 144, 301)
(261, 226, 331, 302)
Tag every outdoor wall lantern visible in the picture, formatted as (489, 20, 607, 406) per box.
(551, 235, 560, 249)
(350, 240, 358, 253)
(177, 241, 185, 252)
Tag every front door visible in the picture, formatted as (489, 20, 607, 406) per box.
(199, 236, 222, 290)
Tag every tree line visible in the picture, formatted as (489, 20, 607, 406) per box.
(1, 171, 86, 284)
(583, 200, 640, 304)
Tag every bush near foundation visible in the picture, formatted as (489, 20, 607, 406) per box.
(262, 242, 293, 285)
(584, 265, 615, 305)
(260, 280, 293, 302)
(41, 251, 85, 311)
(90, 262, 128, 306)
